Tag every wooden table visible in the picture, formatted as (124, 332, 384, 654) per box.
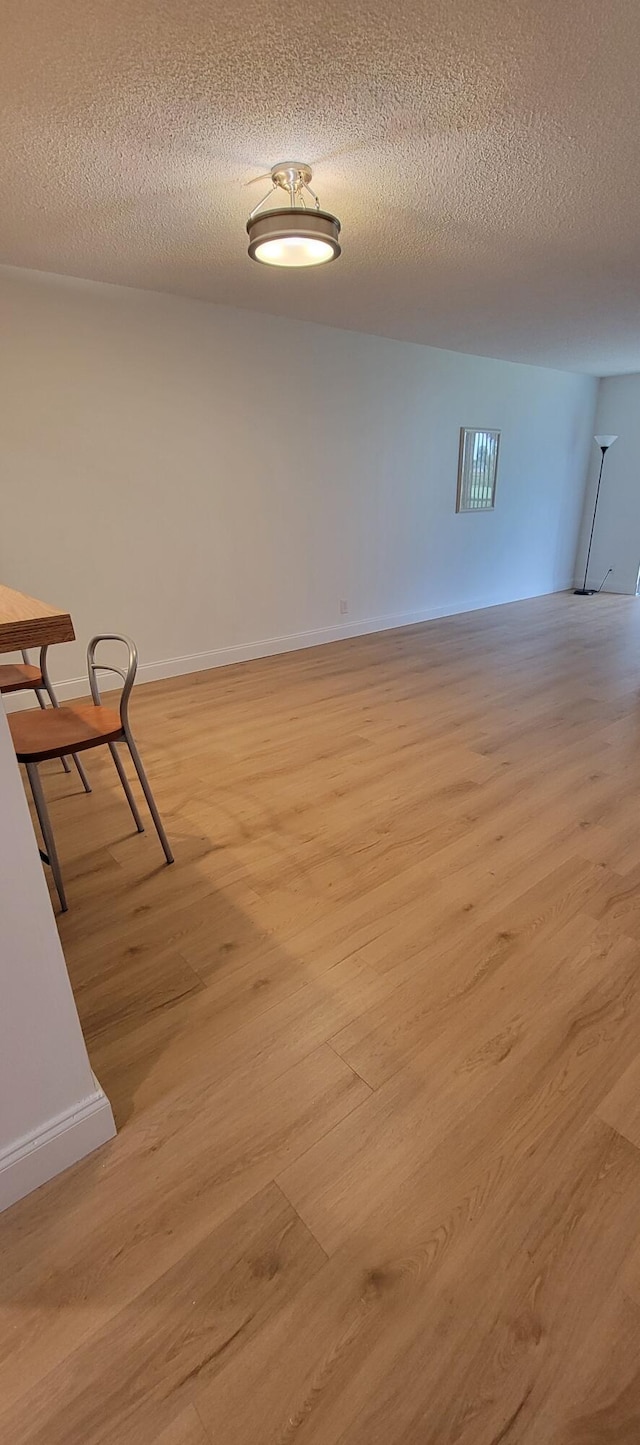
(0, 583, 75, 655)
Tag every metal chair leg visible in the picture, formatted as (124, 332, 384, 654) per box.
(108, 741, 144, 833)
(123, 728, 174, 864)
(71, 751, 92, 793)
(42, 677, 91, 790)
(25, 761, 68, 912)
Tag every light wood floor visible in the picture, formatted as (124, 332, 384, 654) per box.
(4, 592, 640, 1443)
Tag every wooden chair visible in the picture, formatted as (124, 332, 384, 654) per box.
(9, 634, 174, 912)
(0, 647, 90, 791)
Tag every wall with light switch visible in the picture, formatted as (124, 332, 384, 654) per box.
(0, 264, 597, 696)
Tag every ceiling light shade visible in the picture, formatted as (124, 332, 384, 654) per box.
(247, 208, 341, 267)
(594, 434, 618, 449)
(246, 163, 341, 268)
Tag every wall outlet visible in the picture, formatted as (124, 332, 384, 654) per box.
(339, 599, 349, 615)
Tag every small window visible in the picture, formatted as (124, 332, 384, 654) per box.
(456, 428, 500, 512)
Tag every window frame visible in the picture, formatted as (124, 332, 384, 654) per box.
(456, 427, 501, 513)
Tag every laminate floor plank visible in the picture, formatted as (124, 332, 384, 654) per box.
(156, 1406, 211, 1445)
(278, 923, 640, 1255)
(201, 1119, 640, 1445)
(3, 593, 640, 1441)
(0, 1183, 325, 1445)
(0, 1046, 366, 1413)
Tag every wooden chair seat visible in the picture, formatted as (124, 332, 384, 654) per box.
(0, 661, 43, 694)
(9, 703, 123, 762)
(13, 635, 173, 912)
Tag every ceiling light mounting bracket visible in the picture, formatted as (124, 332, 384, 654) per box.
(248, 162, 320, 221)
(271, 162, 319, 210)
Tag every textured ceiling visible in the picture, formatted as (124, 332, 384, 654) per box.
(1, 0, 640, 374)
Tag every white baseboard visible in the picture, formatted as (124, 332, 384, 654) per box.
(0, 1078, 116, 1213)
(5, 581, 574, 707)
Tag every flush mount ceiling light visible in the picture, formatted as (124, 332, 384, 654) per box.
(246, 162, 341, 268)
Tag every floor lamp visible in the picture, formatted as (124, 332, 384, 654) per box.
(574, 434, 618, 595)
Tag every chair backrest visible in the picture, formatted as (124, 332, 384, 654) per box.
(87, 635, 138, 730)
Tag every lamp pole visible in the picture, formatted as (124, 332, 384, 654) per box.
(574, 435, 618, 596)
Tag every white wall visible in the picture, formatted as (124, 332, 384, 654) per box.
(0, 266, 597, 691)
(574, 375, 640, 594)
(0, 699, 115, 1211)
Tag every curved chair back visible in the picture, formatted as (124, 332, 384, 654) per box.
(87, 635, 138, 730)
